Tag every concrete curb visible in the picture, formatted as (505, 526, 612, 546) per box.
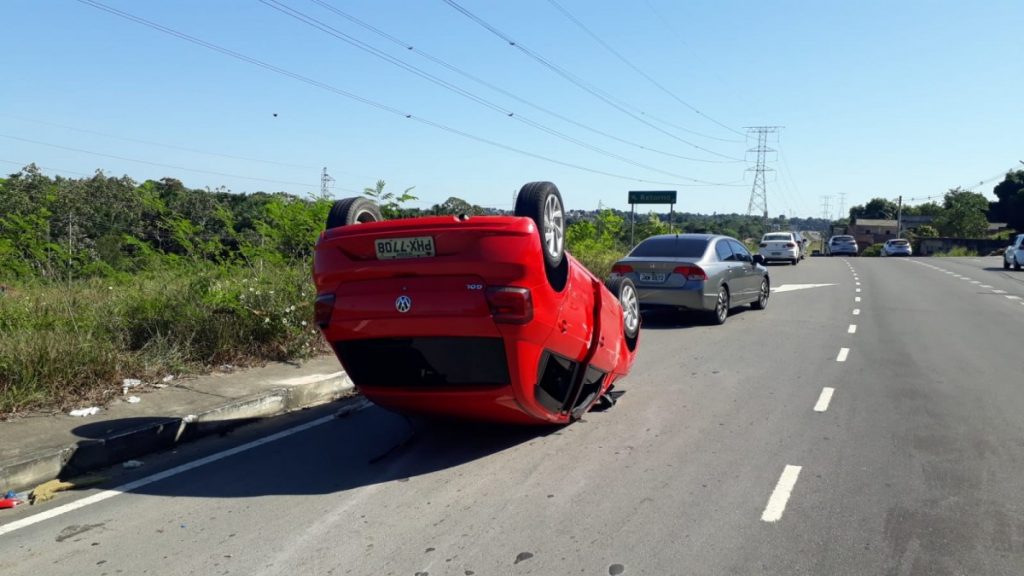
(0, 372, 356, 492)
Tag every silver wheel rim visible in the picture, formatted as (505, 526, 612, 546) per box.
(759, 281, 768, 306)
(354, 209, 376, 224)
(621, 284, 639, 335)
(543, 194, 564, 260)
(717, 289, 728, 321)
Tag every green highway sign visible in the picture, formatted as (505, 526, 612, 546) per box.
(629, 190, 677, 204)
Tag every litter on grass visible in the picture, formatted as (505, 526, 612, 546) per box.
(162, 375, 175, 383)
(69, 407, 100, 417)
(122, 378, 142, 395)
(126, 396, 141, 404)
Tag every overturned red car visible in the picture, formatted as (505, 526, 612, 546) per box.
(312, 181, 639, 425)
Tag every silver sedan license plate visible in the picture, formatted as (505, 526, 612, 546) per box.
(639, 272, 666, 283)
(375, 236, 435, 260)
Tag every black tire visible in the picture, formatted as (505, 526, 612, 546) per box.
(792, 258, 798, 266)
(1004, 259, 1010, 270)
(605, 277, 640, 351)
(751, 277, 769, 310)
(326, 197, 382, 229)
(1015, 257, 1022, 271)
(514, 182, 565, 270)
(708, 285, 729, 325)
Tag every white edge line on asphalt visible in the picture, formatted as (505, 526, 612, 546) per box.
(836, 347, 850, 362)
(761, 465, 802, 522)
(852, 309, 861, 315)
(813, 387, 835, 412)
(275, 371, 345, 386)
(848, 324, 857, 334)
(0, 403, 370, 537)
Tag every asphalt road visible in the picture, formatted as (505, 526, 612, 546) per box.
(3, 256, 1024, 575)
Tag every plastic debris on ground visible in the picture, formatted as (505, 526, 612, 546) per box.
(122, 378, 142, 395)
(153, 383, 168, 389)
(29, 475, 108, 505)
(69, 407, 100, 417)
(162, 375, 175, 383)
(122, 460, 144, 469)
(126, 396, 141, 404)
(0, 497, 22, 509)
(3, 490, 14, 499)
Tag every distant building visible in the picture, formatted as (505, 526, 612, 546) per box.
(850, 218, 898, 248)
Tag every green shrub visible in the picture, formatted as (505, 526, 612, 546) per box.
(860, 243, 884, 257)
(933, 246, 977, 257)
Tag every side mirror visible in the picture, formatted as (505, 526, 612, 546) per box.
(752, 254, 765, 265)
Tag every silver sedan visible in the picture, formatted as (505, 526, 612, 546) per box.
(609, 234, 770, 325)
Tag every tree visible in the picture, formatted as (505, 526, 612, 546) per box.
(362, 180, 417, 219)
(431, 196, 484, 216)
(849, 197, 898, 221)
(990, 170, 1024, 232)
(914, 224, 939, 238)
(903, 201, 943, 217)
(934, 188, 989, 238)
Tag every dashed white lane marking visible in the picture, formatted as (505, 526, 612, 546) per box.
(836, 347, 850, 362)
(855, 296, 862, 302)
(994, 289, 1008, 294)
(848, 324, 857, 334)
(856, 288, 862, 293)
(1007, 295, 1022, 301)
(852, 309, 861, 315)
(761, 465, 803, 523)
(855, 282, 861, 286)
(0, 401, 372, 537)
(970, 281, 981, 284)
(813, 388, 835, 412)
(981, 285, 993, 289)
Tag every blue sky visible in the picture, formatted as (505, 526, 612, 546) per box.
(3, 0, 1021, 217)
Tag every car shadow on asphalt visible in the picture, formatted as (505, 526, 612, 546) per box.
(640, 307, 752, 329)
(67, 405, 557, 498)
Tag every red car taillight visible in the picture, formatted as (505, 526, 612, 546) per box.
(486, 286, 533, 324)
(314, 293, 335, 328)
(611, 264, 633, 275)
(672, 265, 707, 281)
(785, 242, 795, 248)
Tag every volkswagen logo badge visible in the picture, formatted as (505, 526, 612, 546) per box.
(395, 295, 412, 313)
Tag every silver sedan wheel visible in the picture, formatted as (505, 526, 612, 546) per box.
(543, 194, 564, 262)
(757, 280, 769, 307)
(715, 288, 729, 323)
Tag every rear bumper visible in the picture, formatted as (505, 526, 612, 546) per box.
(637, 285, 714, 311)
(759, 248, 799, 261)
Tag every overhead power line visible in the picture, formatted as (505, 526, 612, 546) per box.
(544, 0, 744, 140)
(74, 0, 735, 187)
(308, 0, 741, 164)
(1, 114, 318, 170)
(0, 134, 318, 188)
(259, 0, 727, 182)
(0, 159, 94, 178)
(440, 0, 744, 161)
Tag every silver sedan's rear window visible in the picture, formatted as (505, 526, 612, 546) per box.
(630, 237, 709, 258)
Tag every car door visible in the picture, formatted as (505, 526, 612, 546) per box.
(727, 239, 758, 302)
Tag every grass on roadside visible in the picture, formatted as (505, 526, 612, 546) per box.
(933, 246, 978, 257)
(0, 262, 326, 416)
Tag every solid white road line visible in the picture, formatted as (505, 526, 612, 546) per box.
(836, 348, 850, 362)
(761, 465, 803, 523)
(0, 401, 372, 537)
(852, 309, 861, 315)
(813, 387, 835, 412)
(848, 324, 857, 334)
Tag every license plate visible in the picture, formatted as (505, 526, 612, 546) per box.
(772, 252, 781, 256)
(375, 236, 435, 260)
(639, 272, 666, 283)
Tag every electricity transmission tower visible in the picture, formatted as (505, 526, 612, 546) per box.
(821, 195, 833, 220)
(320, 167, 335, 197)
(837, 193, 847, 221)
(745, 126, 781, 233)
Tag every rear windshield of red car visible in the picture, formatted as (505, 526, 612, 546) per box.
(629, 237, 709, 258)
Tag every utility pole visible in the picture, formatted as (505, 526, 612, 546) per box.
(320, 167, 334, 197)
(745, 126, 781, 235)
(896, 195, 903, 238)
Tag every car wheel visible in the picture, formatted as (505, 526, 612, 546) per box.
(751, 278, 769, 310)
(709, 285, 729, 325)
(791, 258, 798, 266)
(326, 197, 382, 229)
(605, 277, 640, 350)
(515, 182, 565, 269)
(1004, 258, 1010, 270)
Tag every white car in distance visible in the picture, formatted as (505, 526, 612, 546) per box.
(758, 232, 802, 265)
